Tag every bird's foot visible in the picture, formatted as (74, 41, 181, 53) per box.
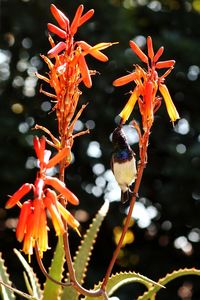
(129, 190, 139, 199)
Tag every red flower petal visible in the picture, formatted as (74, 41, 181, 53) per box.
(79, 9, 94, 27)
(46, 147, 70, 169)
(155, 60, 175, 69)
(43, 193, 65, 236)
(34, 136, 46, 164)
(50, 4, 68, 30)
(153, 46, 164, 63)
(6, 183, 33, 209)
(47, 23, 67, 39)
(78, 54, 92, 88)
(78, 41, 108, 62)
(47, 41, 66, 58)
(70, 4, 84, 35)
(37, 208, 48, 255)
(32, 198, 43, 239)
(45, 176, 79, 205)
(113, 72, 138, 87)
(16, 200, 32, 242)
(129, 40, 148, 64)
(147, 36, 154, 60)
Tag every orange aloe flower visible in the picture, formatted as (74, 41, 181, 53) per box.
(113, 36, 180, 131)
(36, 4, 116, 141)
(5, 136, 80, 257)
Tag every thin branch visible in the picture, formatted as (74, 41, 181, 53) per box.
(33, 124, 60, 148)
(101, 128, 150, 290)
(73, 128, 90, 139)
(63, 232, 106, 297)
(34, 242, 71, 287)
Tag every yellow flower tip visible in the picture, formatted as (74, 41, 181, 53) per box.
(28, 254, 31, 264)
(119, 87, 139, 123)
(111, 42, 119, 46)
(118, 115, 126, 126)
(159, 84, 180, 123)
(75, 227, 81, 237)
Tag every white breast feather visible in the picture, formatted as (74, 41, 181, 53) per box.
(113, 158, 137, 192)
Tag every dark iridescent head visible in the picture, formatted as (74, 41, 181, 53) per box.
(112, 126, 128, 149)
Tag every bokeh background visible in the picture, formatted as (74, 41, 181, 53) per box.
(1, 0, 200, 299)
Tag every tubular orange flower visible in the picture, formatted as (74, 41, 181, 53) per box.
(78, 54, 92, 88)
(47, 41, 66, 58)
(50, 4, 68, 30)
(113, 72, 138, 87)
(46, 147, 70, 169)
(22, 213, 35, 257)
(5, 136, 80, 257)
(37, 208, 48, 256)
(5, 183, 33, 209)
(159, 83, 180, 122)
(16, 200, 32, 242)
(119, 87, 139, 122)
(113, 36, 180, 130)
(43, 194, 65, 236)
(79, 9, 94, 27)
(47, 23, 67, 39)
(77, 41, 109, 62)
(129, 40, 148, 64)
(45, 176, 79, 205)
(56, 201, 80, 234)
(70, 4, 84, 35)
(31, 198, 43, 239)
(44, 188, 80, 233)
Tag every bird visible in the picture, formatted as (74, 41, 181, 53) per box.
(111, 126, 137, 203)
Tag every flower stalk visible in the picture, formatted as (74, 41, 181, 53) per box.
(103, 36, 180, 289)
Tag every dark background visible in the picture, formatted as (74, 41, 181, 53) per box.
(0, 0, 200, 299)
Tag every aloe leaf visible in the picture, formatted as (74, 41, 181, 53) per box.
(23, 271, 34, 296)
(0, 279, 37, 300)
(137, 268, 200, 300)
(42, 235, 65, 300)
(83, 271, 164, 300)
(61, 200, 109, 300)
(14, 249, 42, 299)
(0, 252, 16, 300)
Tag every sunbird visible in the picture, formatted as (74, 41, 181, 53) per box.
(111, 126, 137, 203)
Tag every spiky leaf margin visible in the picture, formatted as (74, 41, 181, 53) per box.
(0, 279, 37, 300)
(0, 252, 16, 300)
(42, 235, 65, 300)
(61, 200, 109, 300)
(83, 271, 164, 300)
(137, 268, 200, 300)
(14, 249, 42, 299)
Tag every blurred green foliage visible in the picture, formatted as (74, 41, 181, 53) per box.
(1, 0, 200, 299)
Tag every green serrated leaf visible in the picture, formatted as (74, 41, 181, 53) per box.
(23, 271, 34, 296)
(61, 200, 109, 300)
(0, 279, 37, 300)
(14, 249, 42, 299)
(137, 268, 200, 300)
(0, 252, 16, 300)
(42, 235, 65, 300)
(83, 271, 164, 300)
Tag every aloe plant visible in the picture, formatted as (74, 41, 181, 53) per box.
(1, 2, 199, 300)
